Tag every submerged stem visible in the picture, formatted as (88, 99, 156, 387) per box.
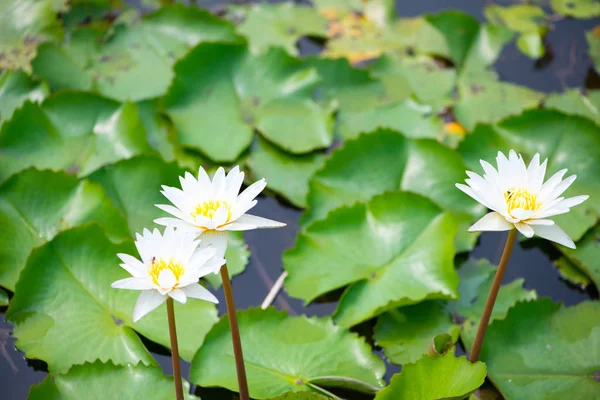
(220, 264, 249, 400)
(469, 229, 518, 362)
(166, 298, 184, 400)
(261, 271, 288, 309)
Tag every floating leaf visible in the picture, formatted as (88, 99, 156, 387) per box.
(267, 392, 329, 400)
(545, 89, 600, 125)
(481, 299, 600, 399)
(190, 308, 385, 399)
(0, 288, 8, 306)
(458, 109, 600, 242)
(164, 42, 333, 161)
(32, 5, 239, 101)
(0, 70, 48, 125)
(374, 353, 487, 400)
(0, 169, 129, 291)
(0, 92, 152, 182)
(29, 362, 198, 400)
(0, 0, 63, 71)
(6, 225, 218, 373)
(551, 0, 600, 19)
(299, 130, 485, 251)
(285, 191, 460, 327)
(234, 3, 327, 55)
(374, 302, 459, 365)
(557, 225, 600, 288)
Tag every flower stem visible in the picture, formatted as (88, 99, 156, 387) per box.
(220, 264, 249, 400)
(166, 297, 184, 400)
(469, 229, 518, 362)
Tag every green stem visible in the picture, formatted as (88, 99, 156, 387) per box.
(166, 297, 184, 400)
(469, 229, 518, 362)
(220, 264, 249, 400)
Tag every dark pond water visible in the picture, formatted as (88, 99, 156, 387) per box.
(1, 1, 598, 399)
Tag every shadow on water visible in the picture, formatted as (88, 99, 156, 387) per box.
(1, 1, 598, 399)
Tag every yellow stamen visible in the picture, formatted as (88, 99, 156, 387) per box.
(193, 200, 232, 221)
(504, 188, 541, 215)
(149, 258, 184, 287)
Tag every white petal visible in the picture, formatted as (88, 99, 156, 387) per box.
(237, 179, 267, 206)
(182, 284, 219, 304)
(526, 219, 555, 226)
(197, 166, 212, 188)
(213, 203, 230, 226)
(155, 204, 189, 221)
(221, 214, 286, 231)
(168, 288, 187, 304)
(154, 217, 200, 233)
(133, 290, 166, 322)
(117, 254, 146, 277)
(160, 186, 190, 213)
(225, 166, 244, 201)
(538, 169, 568, 201)
(532, 223, 575, 249)
(515, 222, 534, 238)
(456, 183, 493, 210)
(468, 212, 514, 232)
(230, 199, 258, 222)
(212, 167, 226, 197)
(111, 277, 155, 290)
(158, 269, 177, 290)
(188, 246, 217, 269)
(548, 175, 577, 200)
(198, 230, 229, 259)
(553, 195, 589, 210)
(510, 208, 535, 221)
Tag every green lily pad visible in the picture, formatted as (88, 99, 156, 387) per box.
(0, 70, 48, 126)
(299, 130, 485, 251)
(164, 42, 333, 161)
(0, 0, 64, 71)
(0, 92, 152, 182)
(247, 137, 326, 208)
(234, 3, 327, 55)
(455, 73, 544, 130)
(554, 257, 592, 287)
(374, 302, 459, 365)
(557, 225, 600, 288)
(458, 109, 600, 242)
(0, 169, 129, 291)
(29, 362, 198, 400)
(88, 156, 249, 283)
(190, 308, 385, 399)
(32, 5, 239, 101)
(545, 89, 600, 125)
(0, 288, 8, 306)
(7, 225, 219, 373)
(374, 353, 487, 400)
(551, 0, 600, 18)
(481, 299, 600, 400)
(587, 29, 600, 73)
(285, 191, 460, 327)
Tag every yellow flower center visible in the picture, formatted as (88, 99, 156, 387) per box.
(194, 200, 232, 221)
(149, 258, 184, 287)
(504, 188, 541, 214)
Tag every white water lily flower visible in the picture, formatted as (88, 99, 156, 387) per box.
(111, 227, 224, 322)
(154, 166, 286, 257)
(456, 150, 588, 249)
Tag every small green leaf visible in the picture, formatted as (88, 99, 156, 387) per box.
(551, 0, 600, 19)
(557, 225, 600, 288)
(481, 299, 600, 400)
(374, 353, 487, 400)
(0, 287, 8, 306)
(0, 169, 129, 291)
(0, 92, 153, 182)
(190, 308, 385, 399)
(0, 70, 48, 126)
(164, 43, 333, 161)
(458, 109, 600, 242)
(516, 32, 545, 59)
(285, 191, 460, 327)
(29, 361, 198, 400)
(7, 225, 218, 373)
(545, 89, 600, 125)
(248, 137, 326, 208)
(485, 5, 547, 34)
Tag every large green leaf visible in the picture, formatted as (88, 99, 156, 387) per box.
(481, 299, 600, 400)
(285, 191, 460, 327)
(164, 42, 334, 161)
(6, 225, 218, 373)
(0, 0, 63, 71)
(247, 137, 326, 208)
(545, 89, 600, 125)
(375, 353, 487, 400)
(551, 0, 600, 18)
(0, 70, 48, 126)
(299, 130, 484, 251)
(89, 156, 249, 283)
(190, 308, 385, 399)
(233, 3, 327, 55)
(29, 362, 198, 400)
(458, 110, 600, 242)
(0, 92, 152, 182)
(32, 5, 239, 101)
(0, 169, 129, 291)
(557, 225, 600, 288)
